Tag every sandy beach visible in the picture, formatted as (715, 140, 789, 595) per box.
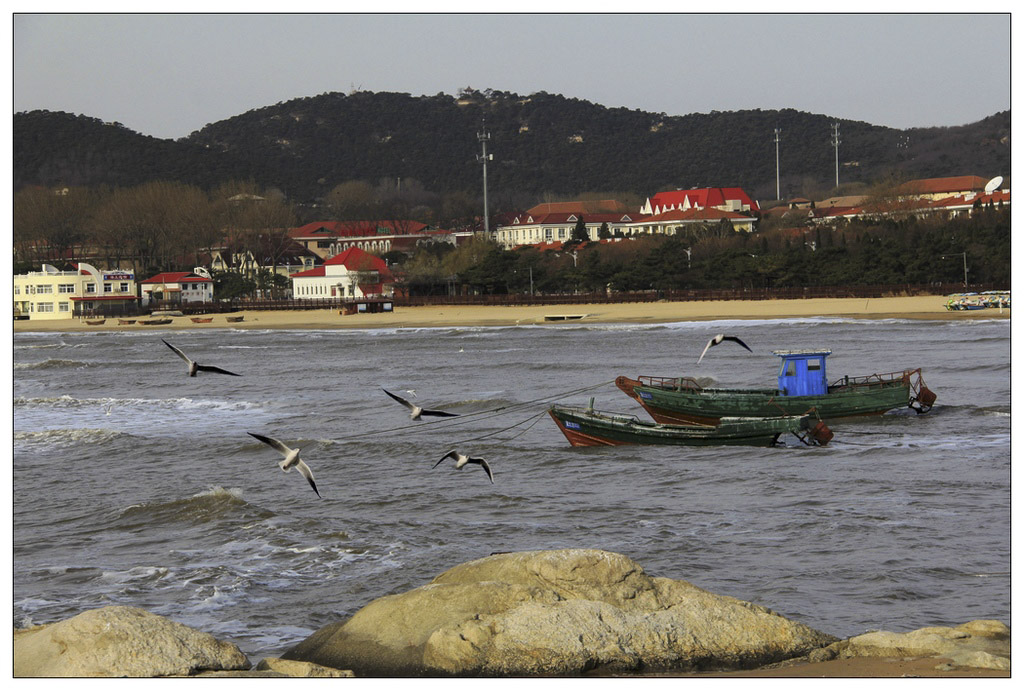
(12, 295, 1009, 333)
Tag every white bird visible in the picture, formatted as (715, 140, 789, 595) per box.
(382, 388, 459, 420)
(247, 432, 321, 497)
(697, 334, 753, 364)
(433, 450, 493, 484)
(404, 389, 417, 398)
(162, 339, 241, 377)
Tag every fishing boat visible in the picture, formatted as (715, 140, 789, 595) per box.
(617, 349, 936, 426)
(117, 319, 136, 325)
(549, 404, 832, 447)
(190, 316, 214, 323)
(225, 315, 244, 323)
(85, 319, 106, 325)
(139, 318, 173, 325)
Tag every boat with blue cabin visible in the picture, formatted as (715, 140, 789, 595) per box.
(616, 349, 936, 426)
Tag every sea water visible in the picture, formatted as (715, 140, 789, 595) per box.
(12, 317, 1010, 661)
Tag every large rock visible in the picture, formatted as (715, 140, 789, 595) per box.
(283, 549, 837, 676)
(826, 619, 1010, 671)
(14, 606, 251, 677)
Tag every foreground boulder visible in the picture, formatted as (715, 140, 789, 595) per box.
(14, 606, 251, 677)
(283, 549, 837, 676)
(811, 619, 1010, 671)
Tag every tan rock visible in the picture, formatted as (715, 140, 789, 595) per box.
(255, 657, 354, 677)
(14, 606, 251, 677)
(836, 620, 1010, 671)
(283, 549, 837, 676)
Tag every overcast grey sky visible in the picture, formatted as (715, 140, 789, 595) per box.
(12, 13, 1011, 141)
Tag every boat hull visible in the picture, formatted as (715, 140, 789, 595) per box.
(616, 372, 922, 425)
(548, 406, 822, 447)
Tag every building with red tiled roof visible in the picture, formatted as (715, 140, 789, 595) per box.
(290, 246, 394, 299)
(140, 271, 213, 307)
(894, 176, 991, 201)
(640, 187, 760, 216)
(525, 200, 631, 216)
(494, 211, 639, 248)
(631, 207, 757, 234)
(288, 220, 450, 258)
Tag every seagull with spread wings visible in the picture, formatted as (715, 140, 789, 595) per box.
(162, 339, 241, 377)
(247, 432, 321, 498)
(697, 334, 753, 364)
(382, 388, 459, 420)
(433, 450, 494, 484)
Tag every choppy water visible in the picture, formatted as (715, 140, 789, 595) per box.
(12, 317, 1010, 662)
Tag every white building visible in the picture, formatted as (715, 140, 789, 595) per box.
(139, 271, 214, 307)
(13, 263, 139, 320)
(289, 246, 393, 299)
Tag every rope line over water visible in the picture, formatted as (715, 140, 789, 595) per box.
(328, 379, 616, 443)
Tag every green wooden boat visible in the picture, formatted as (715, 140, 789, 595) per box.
(548, 404, 832, 447)
(617, 350, 936, 426)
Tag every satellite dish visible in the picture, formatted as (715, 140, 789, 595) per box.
(984, 176, 1003, 193)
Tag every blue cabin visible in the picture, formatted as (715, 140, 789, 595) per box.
(773, 350, 831, 396)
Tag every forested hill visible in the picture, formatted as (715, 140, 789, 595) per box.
(14, 90, 1010, 206)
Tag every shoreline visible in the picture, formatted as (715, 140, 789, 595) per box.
(11, 295, 1009, 333)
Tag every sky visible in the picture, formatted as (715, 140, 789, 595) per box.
(10, 12, 1013, 141)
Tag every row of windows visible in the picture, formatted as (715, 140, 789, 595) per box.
(17, 281, 132, 295)
(25, 302, 71, 313)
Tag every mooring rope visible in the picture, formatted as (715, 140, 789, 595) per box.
(328, 379, 616, 443)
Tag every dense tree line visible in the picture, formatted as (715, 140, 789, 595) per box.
(395, 208, 1010, 296)
(15, 91, 1010, 209)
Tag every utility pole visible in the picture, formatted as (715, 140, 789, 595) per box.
(477, 120, 493, 234)
(773, 128, 781, 200)
(831, 123, 841, 189)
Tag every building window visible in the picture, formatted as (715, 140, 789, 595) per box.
(120, 282, 129, 292)
(58, 302, 70, 312)
(35, 284, 53, 294)
(317, 240, 331, 248)
(104, 283, 113, 293)
(37, 302, 54, 313)
(85, 283, 96, 293)
(58, 283, 75, 293)
(14, 285, 19, 294)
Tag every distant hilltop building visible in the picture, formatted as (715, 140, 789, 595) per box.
(894, 176, 992, 201)
(288, 220, 459, 259)
(640, 187, 760, 215)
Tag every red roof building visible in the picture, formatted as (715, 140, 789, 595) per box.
(288, 220, 449, 258)
(139, 271, 213, 306)
(894, 176, 991, 200)
(290, 246, 394, 299)
(641, 187, 760, 216)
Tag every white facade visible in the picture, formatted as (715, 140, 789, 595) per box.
(13, 263, 138, 320)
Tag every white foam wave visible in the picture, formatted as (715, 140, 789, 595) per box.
(14, 395, 265, 412)
(14, 428, 127, 447)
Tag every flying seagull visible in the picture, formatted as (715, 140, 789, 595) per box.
(162, 339, 241, 377)
(433, 450, 494, 484)
(697, 334, 753, 364)
(382, 388, 459, 420)
(247, 432, 321, 498)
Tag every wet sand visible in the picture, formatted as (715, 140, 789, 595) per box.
(12, 295, 1008, 333)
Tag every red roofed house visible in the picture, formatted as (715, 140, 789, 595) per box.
(494, 212, 638, 249)
(288, 220, 447, 259)
(894, 176, 991, 201)
(140, 271, 214, 307)
(640, 187, 760, 216)
(289, 246, 394, 300)
(630, 207, 757, 234)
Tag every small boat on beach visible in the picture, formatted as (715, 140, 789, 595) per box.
(85, 319, 106, 325)
(549, 404, 832, 447)
(190, 317, 213, 323)
(617, 349, 936, 426)
(139, 318, 173, 325)
(117, 319, 136, 325)
(225, 316, 244, 323)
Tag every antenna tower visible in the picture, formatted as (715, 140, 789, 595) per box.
(831, 123, 841, 189)
(477, 121, 493, 234)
